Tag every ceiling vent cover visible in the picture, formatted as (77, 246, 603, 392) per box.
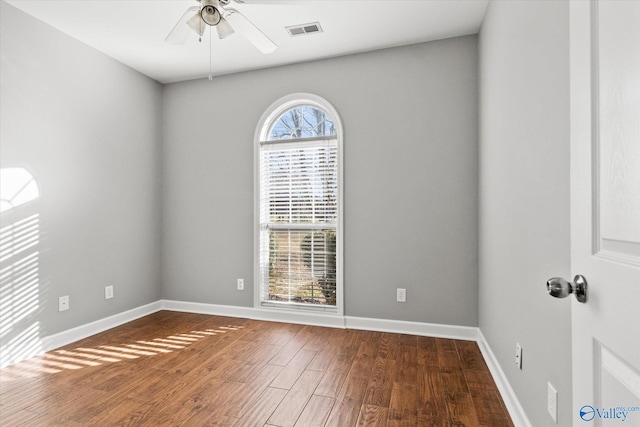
(286, 22, 323, 37)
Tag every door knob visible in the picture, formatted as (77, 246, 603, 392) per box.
(546, 275, 588, 303)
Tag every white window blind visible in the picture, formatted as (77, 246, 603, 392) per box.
(259, 137, 338, 309)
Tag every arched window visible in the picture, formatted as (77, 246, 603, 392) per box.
(255, 94, 343, 314)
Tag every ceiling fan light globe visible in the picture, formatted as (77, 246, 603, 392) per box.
(216, 17, 235, 39)
(186, 12, 206, 36)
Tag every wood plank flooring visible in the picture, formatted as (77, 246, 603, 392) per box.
(0, 311, 514, 426)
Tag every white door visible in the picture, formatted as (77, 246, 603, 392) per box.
(570, 1, 640, 426)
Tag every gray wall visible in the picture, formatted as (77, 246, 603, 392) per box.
(0, 0, 163, 357)
(162, 36, 479, 326)
(478, 1, 572, 426)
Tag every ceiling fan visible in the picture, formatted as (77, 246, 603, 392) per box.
(166, 0, 277, 54)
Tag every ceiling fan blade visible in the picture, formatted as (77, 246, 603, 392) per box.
(224, 8, 277, 53)
(216, 16, 235, 39)
(166, 6, 200, 44)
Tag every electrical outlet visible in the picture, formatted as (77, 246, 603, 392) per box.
(515, 343, 523, 369)
(105, 285, 114, 299)
(237, 278, 244, 291)
(548, 382, 558, 423)
(396, 288, 406, 302)
(59, 295, 69, 312)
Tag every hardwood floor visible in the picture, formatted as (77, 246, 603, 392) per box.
(0, 311, 514, 426)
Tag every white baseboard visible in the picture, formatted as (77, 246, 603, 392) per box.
(344, 315, 478, 341)
(160, 300, 479, 341)
(160, 299, 346, 328)
(42, 301, 163, 354)
(476, 329, 532, 427)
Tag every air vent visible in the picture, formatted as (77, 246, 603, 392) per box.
(286, 22, 323, 37)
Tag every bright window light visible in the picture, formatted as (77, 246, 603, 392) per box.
(0, 167, 40, 213)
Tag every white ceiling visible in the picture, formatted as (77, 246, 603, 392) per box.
(5, 0, 489, 84)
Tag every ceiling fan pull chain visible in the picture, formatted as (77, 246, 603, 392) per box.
(209, 26, 213, 81)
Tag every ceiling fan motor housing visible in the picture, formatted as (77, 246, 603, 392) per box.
(201, 1, 222, 26)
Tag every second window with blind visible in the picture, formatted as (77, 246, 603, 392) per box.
(255, 94, 343, 314)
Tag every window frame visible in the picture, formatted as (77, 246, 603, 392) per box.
(253, 93, 344, 315)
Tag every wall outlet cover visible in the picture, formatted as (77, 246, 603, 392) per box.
(59, 295, 69, 312)
(515, 343, 523, 369)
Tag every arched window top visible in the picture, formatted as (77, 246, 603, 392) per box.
(257, 93, 343, 144)
(267, 105, 336, 141)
